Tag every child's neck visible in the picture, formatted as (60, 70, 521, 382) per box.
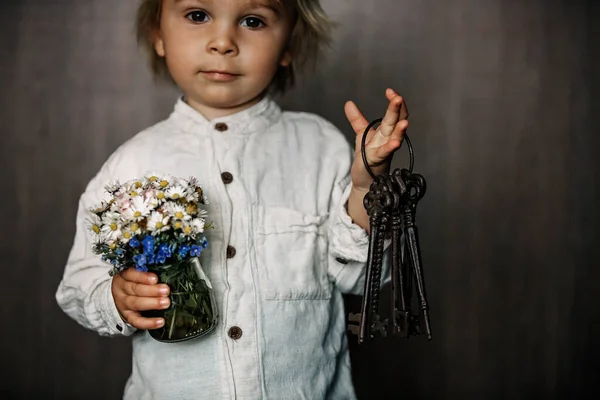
(184, 94, 266, 121)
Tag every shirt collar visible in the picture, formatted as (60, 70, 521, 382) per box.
(170, 95, 281, 136)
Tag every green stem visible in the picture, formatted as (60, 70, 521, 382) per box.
(168, 306, 177, 339)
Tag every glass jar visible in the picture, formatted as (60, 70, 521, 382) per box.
(142, 257, 218, 343)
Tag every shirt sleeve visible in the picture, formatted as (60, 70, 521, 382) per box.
(55, 150, 137, 337)
(326, 142, 392, 296)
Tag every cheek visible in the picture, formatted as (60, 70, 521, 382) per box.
(246, 41, 286, 76)
(164, 42, 199, 75)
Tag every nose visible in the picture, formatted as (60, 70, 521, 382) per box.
(207, 24, 239, 56)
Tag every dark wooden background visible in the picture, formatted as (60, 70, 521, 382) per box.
(1, 0, 599, 398)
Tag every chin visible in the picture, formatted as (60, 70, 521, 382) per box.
(199, 90, 262, 110)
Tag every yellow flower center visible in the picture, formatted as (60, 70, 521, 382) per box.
(149, 176, 157, 182)
(133, 211, 142, 218)
(174, 221, 182, 229)
(110, 222, 118, 231)
(130, 191, 138, 197)
(157, 192, 165, 199)
(186, 204, 197, 214)
(175, 211, 184, 219)
(156, 222, 164, 229)
(131, 223, 139, 231)
(171, 193, 180, 199)
(160, 180, 169, 188)
(135, 181, 142, 188)
(92, 225, 101, 234)
(109, 242, 116, 249)
(123, 231, 131, 239)
(183, 226, 193, 235)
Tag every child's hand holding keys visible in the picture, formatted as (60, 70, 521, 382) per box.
(111, 268, 171, 330)
(345, 88, 409, 192)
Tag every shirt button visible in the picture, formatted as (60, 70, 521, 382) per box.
(116, 324, 123, 332)
(228, 326, 243, 340)
(214, 122, 228, 132)
(226, 245, 237, 259)
(221, 172, 233, 184)
(335, 257, 349, 265)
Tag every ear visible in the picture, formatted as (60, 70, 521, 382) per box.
(279, 50, 292, 67)
(153, 30, 166, 57)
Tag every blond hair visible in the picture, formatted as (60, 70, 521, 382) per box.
(135, 0, 333, 93)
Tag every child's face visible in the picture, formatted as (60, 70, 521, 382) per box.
(155, 0, 294, 119)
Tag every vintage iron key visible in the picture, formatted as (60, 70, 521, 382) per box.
(391, 168, 431, 339)
(347, 114, 432, 344)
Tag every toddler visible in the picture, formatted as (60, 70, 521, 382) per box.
(56, 0, 408, 399)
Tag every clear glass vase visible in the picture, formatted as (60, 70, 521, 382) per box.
(142, 257, 218, 343)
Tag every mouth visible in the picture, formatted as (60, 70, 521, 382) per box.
(200, 70, 241, 82)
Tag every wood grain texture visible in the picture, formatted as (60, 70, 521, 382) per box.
(1, 0, 598, 398)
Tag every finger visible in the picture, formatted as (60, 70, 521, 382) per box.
(389, 119, 409, 145)
(344, 101, 371, 137)
(120, 267, 159, 285)
(124, 294, 171, 312)
(379, 89, 404, 137)
(124, 280, 170, 297)
(366, 120, 408, 165)
(122, 310, 165, 330)
(386, 88, 409, 120)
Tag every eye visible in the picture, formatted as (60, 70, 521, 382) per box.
(240, 17, 265, 29)
(186, 11, 209, 23)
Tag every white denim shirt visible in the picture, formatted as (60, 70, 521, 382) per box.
(56, 96, 378, 400)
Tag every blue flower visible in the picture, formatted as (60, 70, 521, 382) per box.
(143, 245, 155, 256)
(133, 254, 147, 268)
(136, 265, 148, 273)
(129, 238, 140, 248)
(156, 254, 166, 264)
(115, 248, 124, 256)
(158, 243, 172, 258)
(142, 235, 155, 247)
(190, 245, 202, 257)
(201, 237, 208, 249)
(146, 253, 156, 265)
(178, 245, 190, 258)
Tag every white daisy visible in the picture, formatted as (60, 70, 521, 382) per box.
(101, 211, 122, 243)
(119, 227, 134, 244)
(144, 171, 164, 186)
(195, 208, 208, 219)
(155, 174, 174, 190)
(179, 221, 195, 237)
(171, 219, 184, 231)
(187, 176, 199, 187)
(128, 221, 142, 236)
(184, 187, 200, 202)
(104, 180, 122, 194)
(155, 190, 168, 204)
(165, 184, 186, 200)
(121, 196, 152, 222)
(146, 211, 171, 234)
(89, 200, 111, 215)
(125, 179, 145, 198)
(85, 214, 103, 237)
(191, 218, 205, 234)
(166, 202, 192, 221)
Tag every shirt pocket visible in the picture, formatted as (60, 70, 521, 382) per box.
(252, 205, 332, 300)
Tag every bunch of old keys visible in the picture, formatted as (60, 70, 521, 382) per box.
(348, 106, 432, 344)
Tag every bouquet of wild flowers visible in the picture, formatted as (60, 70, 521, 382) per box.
(86, 172, 218, 343)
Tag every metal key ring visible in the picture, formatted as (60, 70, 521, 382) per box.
(361, 117, 414, 180)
